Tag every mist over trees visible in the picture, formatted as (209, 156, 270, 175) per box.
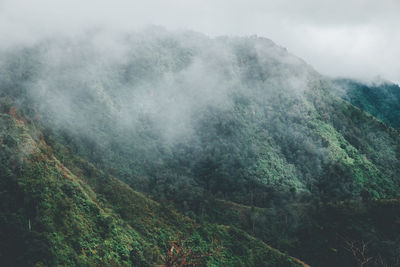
(1, 27, 400, 266)
(1, 27, 400, 205)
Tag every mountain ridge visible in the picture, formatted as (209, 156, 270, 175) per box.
(1, 28, 400, 266)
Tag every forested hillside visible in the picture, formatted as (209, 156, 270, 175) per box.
(0, 98, 307, 266)
(1, 27, 400, 266)
(333, 78, 400, 129)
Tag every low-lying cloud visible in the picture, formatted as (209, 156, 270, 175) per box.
(0, 0, 399, 83)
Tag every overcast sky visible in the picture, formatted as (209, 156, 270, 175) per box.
(1, 0, 399, 83)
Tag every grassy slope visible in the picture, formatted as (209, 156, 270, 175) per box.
(0, 104, 308, 266)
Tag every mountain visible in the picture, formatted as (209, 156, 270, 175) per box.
(333, 78, 400, 129)
(1, 27, 400, 266)
(0, 99, 307, 266)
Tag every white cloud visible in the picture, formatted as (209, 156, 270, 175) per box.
(0, 0, 399, 82)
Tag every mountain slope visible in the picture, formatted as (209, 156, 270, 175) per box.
(333, 78, 400, 129)
(190, 192, 400, 267)
(1, 29, 400, 206)
(0, 102, 307, 266)
(2, 28, 400, 266)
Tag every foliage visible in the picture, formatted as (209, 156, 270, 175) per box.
(0, 102, 305, 266)
(2, 30, 400, 266)
(333, 78, 400, 129)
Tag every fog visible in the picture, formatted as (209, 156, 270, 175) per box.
(0, 0, 399, 83)
(1, 28, 314, 143)
(2, 5, 400, 266)
(0, 26, 328, 196)
(0, 1, 398, 200)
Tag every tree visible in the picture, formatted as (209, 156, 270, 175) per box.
(160, 236, 220, 267)
(343, 238, 372, 267)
